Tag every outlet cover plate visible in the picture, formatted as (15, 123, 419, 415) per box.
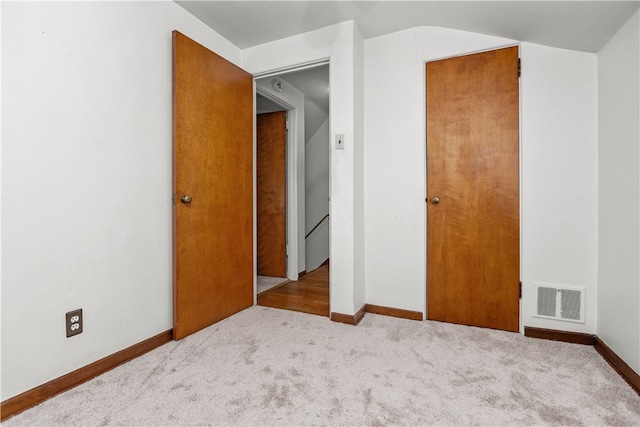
(66, 309, 83, 337)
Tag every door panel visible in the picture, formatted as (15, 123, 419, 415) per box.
(426, 47, 520, 332)
(257, 112, 287, 278)
(173, 31, 253, 340)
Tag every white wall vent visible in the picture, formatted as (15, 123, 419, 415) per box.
(534, 284, 585, 323)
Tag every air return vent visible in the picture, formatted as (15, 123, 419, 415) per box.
(534, 284, 585, 323)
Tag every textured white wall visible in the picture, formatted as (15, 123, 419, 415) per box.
(597, 10, 640, 373)
(1, 1, 242, 400)
(364, 27, 599, 330)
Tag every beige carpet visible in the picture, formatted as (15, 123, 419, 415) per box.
(5, 306, 640, 426)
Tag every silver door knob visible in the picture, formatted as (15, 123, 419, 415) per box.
(430, 196, 440, 204)
(180, 195, 192, 204)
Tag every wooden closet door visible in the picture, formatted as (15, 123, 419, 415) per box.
(427, 47, 520, 332)
(257, 111, 287, 278)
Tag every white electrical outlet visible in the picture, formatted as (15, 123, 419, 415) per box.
(335, 134, 345, 150)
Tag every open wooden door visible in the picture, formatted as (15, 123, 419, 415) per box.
(426, 47, 520, 332)
(173, 31, 253, 340)
(257, 112, 287, 278)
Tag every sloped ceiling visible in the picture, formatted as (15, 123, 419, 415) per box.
(176, 1, 639, 53)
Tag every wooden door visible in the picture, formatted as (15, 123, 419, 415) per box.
(426, 47, 520, 332)
(173, 31, 253, 340)
(257, 112, 287, 277)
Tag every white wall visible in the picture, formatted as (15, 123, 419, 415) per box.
(597, 10, 640, 374)
(520, 43, 599, 334)
(1, 1, 242, 401)
(255, 77, 306, 279)
(303, 116, 332, 274)
(364, 27, 599, 331)
(353, 24, 366, 312)
(304, 118, 330, 275)
(305, 119, 330, 236)
(364, 28, 428, 312)
(300, 95, 328, 143)
(306, 221, 330, 272)
(244, 21, 364, 316)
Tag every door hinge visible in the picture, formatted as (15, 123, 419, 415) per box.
(518, 58, 521, 78)
(286, 244, 289, 256)
(286, 120, 289, 131)
(519, 281, 522, 299)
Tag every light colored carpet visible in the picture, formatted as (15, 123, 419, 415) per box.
(257, 276, 288, 295)
(5, 306, 640, 426)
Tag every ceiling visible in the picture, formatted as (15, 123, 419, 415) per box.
(180, 1, 638, 139)
(176, 1, 639, 53)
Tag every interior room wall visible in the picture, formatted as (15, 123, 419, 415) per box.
(597, 10, 640, 374)
(364, 28, 428, 313)
(363, 27, 599, 332)
(1, 1, 242, 401)
(243, 21, 364, 316)
(519, 42, 598, 334)
(353, 25, 366, 312)
(300, 94, 328, 143)
(305, 119, 330, 271)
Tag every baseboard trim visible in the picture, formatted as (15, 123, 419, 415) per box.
(0, 329, 173, 421)
(331, 304, 366, 325)
(525, 327, 639, 397)
(524, 327, 595, 345)
(594, 336, 640, 395)
(297, 270, 307, 279)
(331, 304, 424, 325)
(365, 304, 423, 321)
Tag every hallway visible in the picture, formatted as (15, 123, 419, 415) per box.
(257, 263, 329, 317)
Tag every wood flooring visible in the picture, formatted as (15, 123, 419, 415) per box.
(257, 263, 329, 317)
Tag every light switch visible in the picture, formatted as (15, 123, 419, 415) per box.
(335, 134, 345, 150)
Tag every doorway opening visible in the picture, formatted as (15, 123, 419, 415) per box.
(254, 63, 331, 317)
(256, 100, 289, 294)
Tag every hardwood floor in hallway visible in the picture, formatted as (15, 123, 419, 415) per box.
(257, 263, 329, 317)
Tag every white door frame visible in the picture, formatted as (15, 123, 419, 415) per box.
(255, 87, 298, 283)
